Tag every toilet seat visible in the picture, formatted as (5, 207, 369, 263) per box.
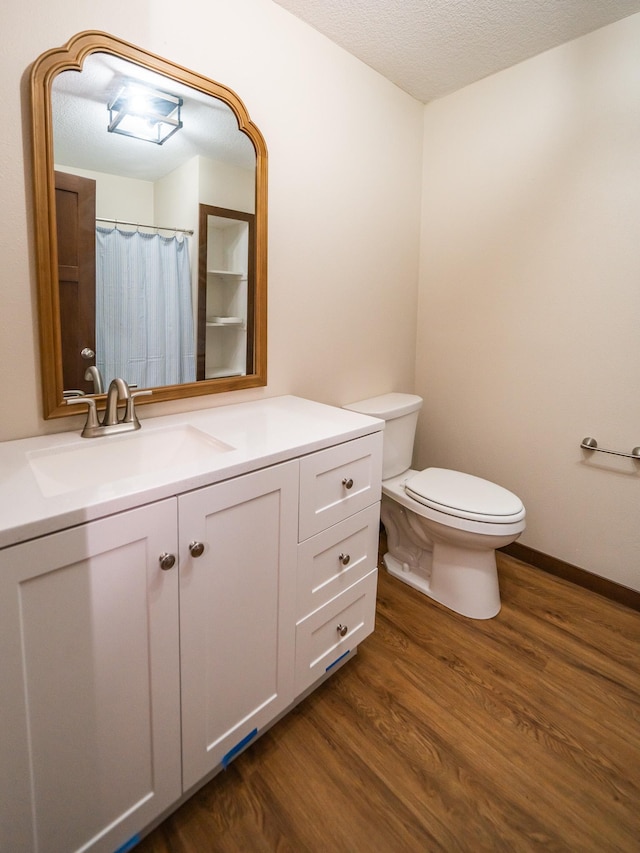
(404, 468, 525, 524)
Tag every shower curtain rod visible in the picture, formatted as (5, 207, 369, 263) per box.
(96, 217, 194, 236)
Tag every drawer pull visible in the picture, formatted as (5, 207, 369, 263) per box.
(337, 623, 348, 637)
(159, 552, 176, 571)
(189, 541, 205, 558)
(342, 477, 354, 490)
(338, 552, 351, 566)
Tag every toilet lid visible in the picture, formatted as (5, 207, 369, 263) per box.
(404, 468, 525, 523)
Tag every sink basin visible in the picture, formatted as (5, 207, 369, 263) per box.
(27, 424, 235, 497)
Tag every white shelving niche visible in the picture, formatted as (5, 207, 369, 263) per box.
(198, 205, 255, 380)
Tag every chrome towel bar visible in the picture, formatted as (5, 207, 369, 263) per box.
(581, 437, 640, 460)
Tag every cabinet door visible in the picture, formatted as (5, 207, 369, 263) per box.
(0, 500, 181, 853)
(179, 461, 298, 790)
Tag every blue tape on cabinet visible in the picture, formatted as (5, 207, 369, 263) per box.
(326, 649, 350, 673)
(222, 727, 259, 769)
(114, 833, 141, 853)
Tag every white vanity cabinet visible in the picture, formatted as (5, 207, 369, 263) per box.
(0, 397, 383, 853)
(0, 500, 182, 853)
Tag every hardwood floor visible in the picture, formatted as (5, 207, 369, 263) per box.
(138, 548, 640, 852)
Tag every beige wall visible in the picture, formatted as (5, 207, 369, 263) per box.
(2, 1, 638, 591)
(416, 14, 640, 592)
(0, 0, 422, 440)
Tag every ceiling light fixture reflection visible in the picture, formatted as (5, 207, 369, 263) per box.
(107, 83, 183, 145)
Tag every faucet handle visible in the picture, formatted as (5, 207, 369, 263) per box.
(123, 389, 153, 426)
(66, 396, 100, 436)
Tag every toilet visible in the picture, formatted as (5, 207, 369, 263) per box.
(344, 393, 525, 619)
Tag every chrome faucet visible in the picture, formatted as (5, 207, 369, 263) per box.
(66, 378, 151, 437)
(103, 377, 131, 426)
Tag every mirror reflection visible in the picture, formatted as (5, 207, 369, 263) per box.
(51, 51, 256, 396)
(30, 32, 267, 419)
(197, 205, 255, 381)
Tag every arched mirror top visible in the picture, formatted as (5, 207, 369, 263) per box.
(30, 31, 267, 419)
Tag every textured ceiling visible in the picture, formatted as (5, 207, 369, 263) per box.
(272, 0, 640, 102)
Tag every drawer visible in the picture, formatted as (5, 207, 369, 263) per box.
(297, 503, 380, 619)
(294, 569, 378, 695)
(298, 432, 383, 541)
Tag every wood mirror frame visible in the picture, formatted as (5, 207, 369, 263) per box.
(30, 31, 267, 419)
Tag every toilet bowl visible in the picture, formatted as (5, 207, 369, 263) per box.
(344, 394, 525, 619)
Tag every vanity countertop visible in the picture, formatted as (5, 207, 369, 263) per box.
(0, 395, 383, 550)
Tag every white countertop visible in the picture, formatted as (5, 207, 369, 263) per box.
(0, 396, 383, 549)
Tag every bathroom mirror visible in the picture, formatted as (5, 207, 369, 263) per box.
(30, 31, 267, 419)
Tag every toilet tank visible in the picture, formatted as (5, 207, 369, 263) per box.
(344, 393, 423, 479)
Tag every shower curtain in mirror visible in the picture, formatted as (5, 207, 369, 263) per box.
(95, 227, 196, 388)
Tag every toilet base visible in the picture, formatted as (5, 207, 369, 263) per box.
(384, 551, 434, 599)
(383, 545, 501, 620)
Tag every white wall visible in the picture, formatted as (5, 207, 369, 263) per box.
(58, 167, 155, 222)
(416, 14, 640, 591)
(0, 0, 422, 440)
(198, 157, 255, 213)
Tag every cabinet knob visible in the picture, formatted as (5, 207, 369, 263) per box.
(189, 541, 205, 558)
(338, 552, 351, 566)
(159, 552, 176, 571)
(337, 623, 348, 638)
(342, 477, 354, 490)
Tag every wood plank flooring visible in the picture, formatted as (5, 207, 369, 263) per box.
(138, 548, 640, 852)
